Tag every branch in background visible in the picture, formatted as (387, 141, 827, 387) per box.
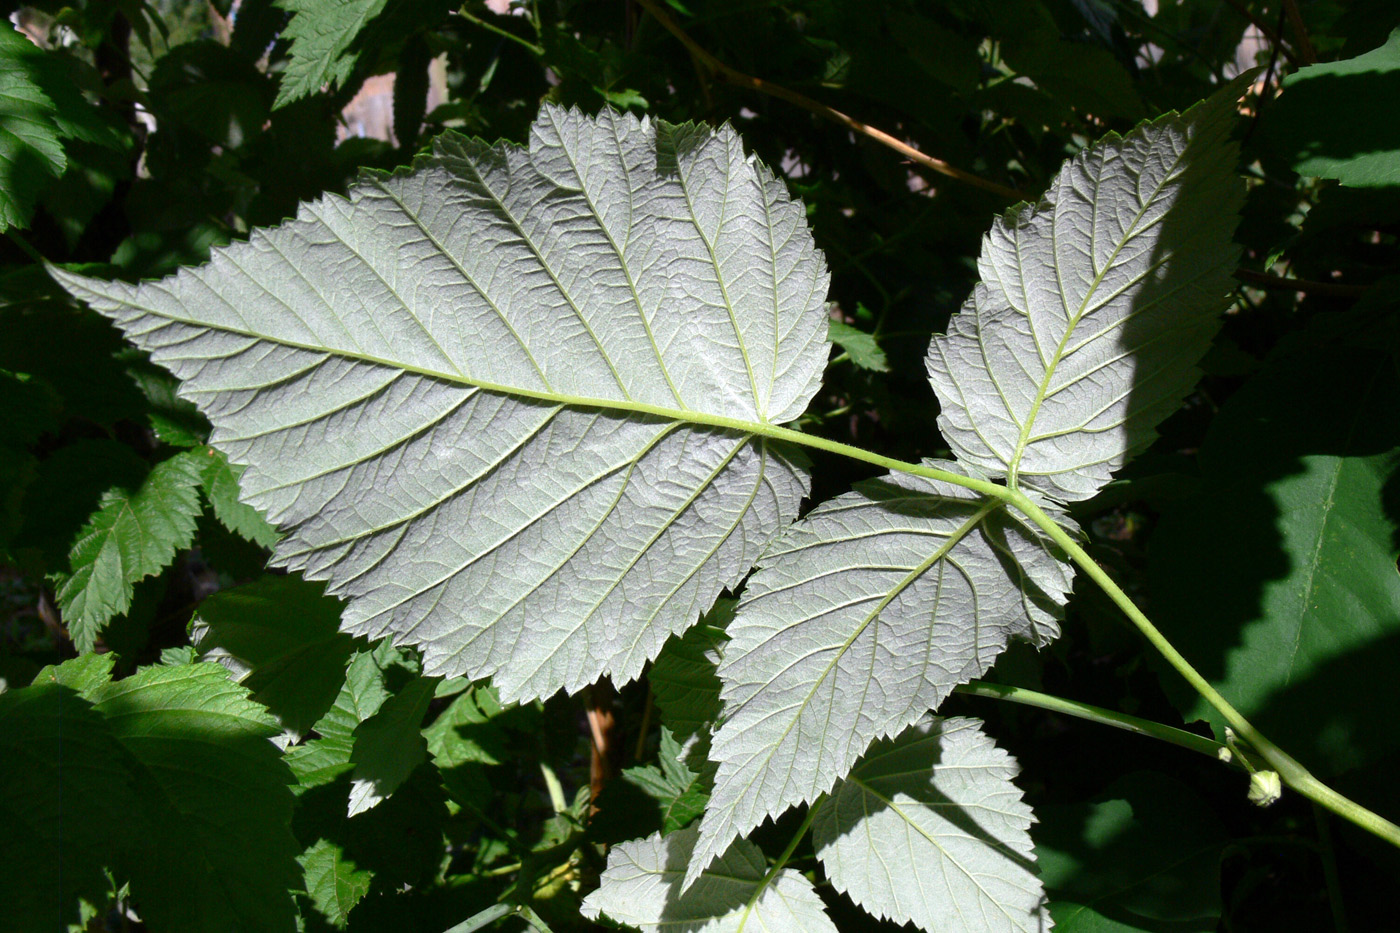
(1234, 269, 1368, 298)
(1221, 0, 1300, 66)
(586, 681, 618, 817)
(1282, 0, 1318, 64)
(633, 0, 1026, 201)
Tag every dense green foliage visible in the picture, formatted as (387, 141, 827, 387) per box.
(2, 1, 1399, 931)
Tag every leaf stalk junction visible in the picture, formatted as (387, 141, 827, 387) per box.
(735, 418, 1400, 851)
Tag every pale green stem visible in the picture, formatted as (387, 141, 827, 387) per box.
(1004, 488, 1400, 850)
(737, 797, 823, 932)
(954, 680, 1226, 761)
(539, 761, 568, 814)
(457, 6, 544, 55)
(443, 902, 515, 933)
(517, 905, 555, 933)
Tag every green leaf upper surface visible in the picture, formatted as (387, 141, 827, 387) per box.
(1036, 773, 1227, 933)
(273, 0, 390, 108)
(284, 640, 418, 787)
(0, 23, 126, 231)
(56, 451, 204, 651)
(648, 598, 731, 741)
(1267, 27, 1400, 188)
(827, 320, 889, 372)
(813, 717, 1045, 933)
(297, 837, 373, 928)
(616, 728, 712, 837)
(192, 575, 353, 733)
(198, 445, 281, 546)
(1149, 337, 1400, 775)
(690, 467, 1072, 884)
(0, 684, 135, 931)
(346, 673, 435, 815)
(56, 107, 830, 701)
(0, 24, 66, 231)
(89, 662, 302, 933)
(926, 86, 1244, 502)
(580, 823, 838, 933)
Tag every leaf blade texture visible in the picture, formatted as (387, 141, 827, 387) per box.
(926, 86, 1245, 501)
(191, 574, 353, 734)
(1150, 333, 1400, 775)
(89, 662, 301, 933)
(689, 468, 1072, 884)
(0, 24, 65, 230)
(0, 684, 137, 931)
(813, 717, 1046, 933)
(56, 451, 204, 651)
(55, 106, 830, 701)
(297, 837, 373, 928)
(273, 0, 390, 108)
(580, 823, 838, 933)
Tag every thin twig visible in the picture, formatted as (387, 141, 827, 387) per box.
(1220, 0, 1299, 66)
(1234, 269, 1368, 298)
(1282, 0, 1318, 64)
(633, 0, 1025, 201)
(632, 685, 654, 761)
(457, 7, 544, 56)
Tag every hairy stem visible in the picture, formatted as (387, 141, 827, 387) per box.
(632, 0, 1025, 201)
(1004, 489, 1400, 850)
(954, 680, 1226, 760)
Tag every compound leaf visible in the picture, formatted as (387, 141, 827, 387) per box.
(56, 451, 204, 651)
(57, 106, 828, 702)
(813, 717, 1045, 933)
(925, 84, 1245, 502)
(580, 823, 838, 933)
(689, 468, 1072, 883)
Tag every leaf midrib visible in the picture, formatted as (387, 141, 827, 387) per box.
(1004, 139, 1189, 489)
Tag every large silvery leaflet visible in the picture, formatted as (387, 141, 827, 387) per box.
(55, 106, 830, 702)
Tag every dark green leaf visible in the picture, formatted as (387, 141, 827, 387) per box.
(648, 599, 731, 741)
(298, 837, 372, 929)
(1150, 338, 1400, 775)
(1268, 27, 1400, 188)
(0, 684, 135, 930)
(196, 446, 280, 547)
(274, 0, 390, 108)
(90, 663, 302, 933)
(1036, 772, 1227, 932)
(55, 451, 204, 651)
(192, 575, 352, 733)
(0, 24, 67, 230)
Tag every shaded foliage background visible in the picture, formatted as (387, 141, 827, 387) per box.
(1, 0, 1398, 930)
